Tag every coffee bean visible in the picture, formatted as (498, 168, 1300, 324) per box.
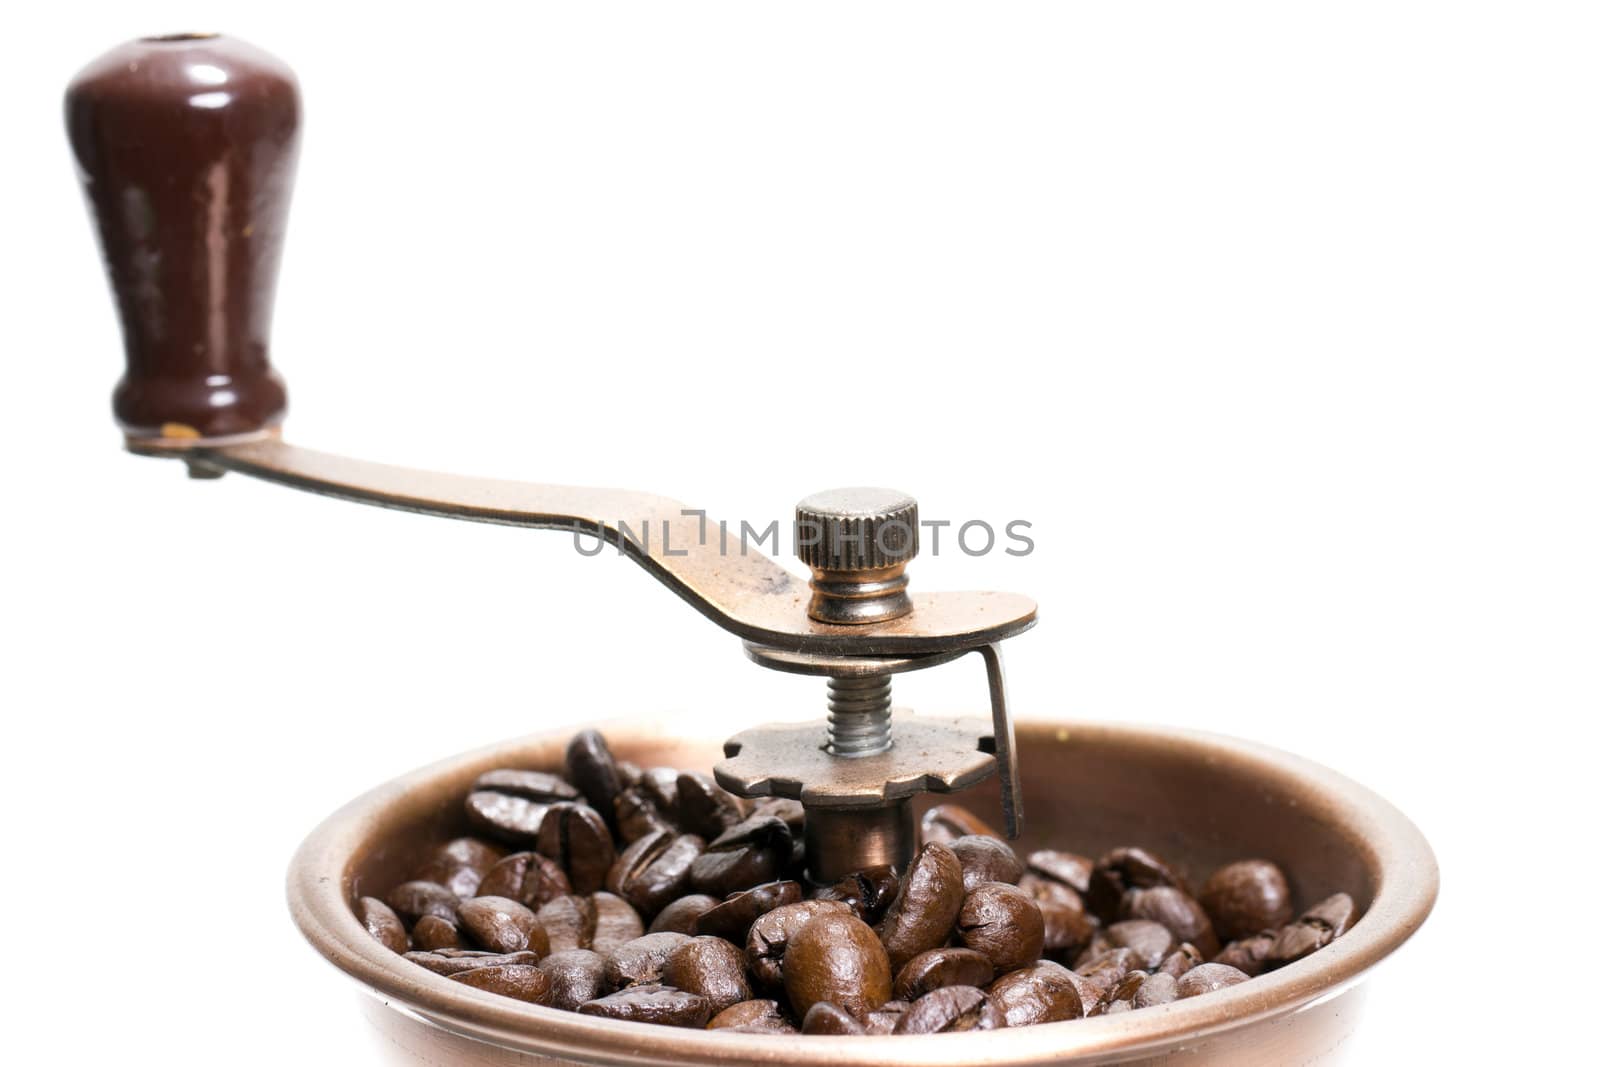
(472, 769, 580, 804)
(577, 983, 711, 1027)
(615, 760, 644, 789)
(638, 767, 680, 814)
(1120, 885, 1219, 958)
(412, 837, 506, 899)
(877, 843, 965, 970)
(476, 851, 572, 910)
(536, 802, 615, 896)
(1265, 893, 1356, 970)
(950, 836, 1026, 894)
(1135, 971, 1179, 1008)
(813, 866, 901, 925)
(676, 771, 743, 840)
(605, 932, 693, 988)
(449, 963, 551, 1004)
(783, 911, 893, 1020)
(465, 791, 553, 848)
(565, 730, 625, 835)
(1214, 931, 1276, 976)
(1175, 962, 1249, 998)
(1092, 971, 1148, 1016)
(708, 999, 796, 1033)
(863, 1000, 912, 1034)
(356, 896, 408, 954)
(747, 900, 854, 990)
(457, 895, 550, 956)
(893, 947, 995, 1002)
(386, 880, 459, 924)
(1038, 896, 1096, 955)
(1086, 847, 1184, 922)
(1074, 947, 1138, 998)
(920, 804, 999, 846)
(957, 882, 1045, 972)
(404, 949, 541, 976)
(607, 830, 705, 917)
(648, 894, 721, 935)
(801, 1001, 866, 1035)
(1026, 850, 1093, 895)
(1200, 859, 1294, 942)
(1156, 942, 1203, 978)
(694, 880, 802, 941)
(895, 985, 1006, 1033)
(1098, 919, 1174, 971)
(986, 960, 1085, 1026)
(536, 892, 643, 955)
(690, 814, 791, 896)
(662, 936, 753, 1015)
(537, 948, 607, 1011)
(412, 914, 463, 951)
(615, 786, 674, 844)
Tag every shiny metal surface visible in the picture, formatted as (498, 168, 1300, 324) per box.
(288, 717, 1438, 1067)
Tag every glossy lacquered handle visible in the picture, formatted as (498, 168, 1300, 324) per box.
(66, 34, 299, 444)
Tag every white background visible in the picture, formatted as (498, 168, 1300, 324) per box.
(3, 3, 1594, 1063)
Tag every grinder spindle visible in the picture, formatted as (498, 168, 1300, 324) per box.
(66, 32, 1033, 886)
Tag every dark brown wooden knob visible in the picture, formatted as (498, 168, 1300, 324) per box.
(66, 34, 299, 444)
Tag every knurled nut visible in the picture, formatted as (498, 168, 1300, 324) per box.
(795, 488, 920, 573)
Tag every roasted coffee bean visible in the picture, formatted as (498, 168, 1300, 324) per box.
(404, 949, 541, 976)
(690, 814, 791, 896)
(577, 983, 711, 1027)
(1175, 962, 1249, 998)
(864, 1000, 912, 1034)
(708, 999, 796, 1033)
(565, 730, 625, 835)
(920, 804, 1000, 846)
(476, 850, 573, 910)
(1096, 919, 1175, 971)
(1214, 931, 1277, 976)
(1059, 969, 1105, 1016)
(957, 882, 1045, 972)
(1264, 893, 1356, 970)
(1200, 859, 1294, 942)
(536, 892, 643, 954)
(386, 880, 460, 924)
(615, 786, 674, 844)
(464, 792, 551, 847)
(615, 760, 644, 789)
(605, 932, 693, 988)
(608, 830, 705, 917)
(537, 948, 607, 1011)
(412, 914, 463, 951)
(1038, 896, 1096, 955)
(1135, 971, 1179, 1008)
(356, 896, 408, 954)
(895, 985, 1006, 1033)
(750, 797, 805, 835)
(813, 866, 901, 925)
(694, 880, 802, 941)
(537, 802, 616, 895)
(893, 947, 995, 1002)
(472, 769, 580, 803)
(648, 893, 721, 935)
(449, 963, 551, 1004)
(986, 960, 1085, 1026)
(662, 936, 752, 1015)
(1120, 885, 1219, 958)
(1026, 850, 1093, 895)
(1086, 847, 1184, 922)
(457, 895, 550, 956)
(637, 767, 679, 814)
(783, 911, 893, 1020)
(676, 771, 743, 839)
(1092, 971, 1148, 1016)
(877, 843, 965, 970)
(412, 837, 506, 899)
(1075, 947, 1138, 998)
(950, 836, 1025, 894)
(1156, 942, 1203, 978)
(801, 1001, 866, 1035)
(747, 900, 854, 990)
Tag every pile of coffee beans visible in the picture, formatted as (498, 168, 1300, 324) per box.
(356, 729, 1356, 1034)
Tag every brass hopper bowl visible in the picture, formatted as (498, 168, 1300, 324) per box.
(67, 33, 1437, 1066)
